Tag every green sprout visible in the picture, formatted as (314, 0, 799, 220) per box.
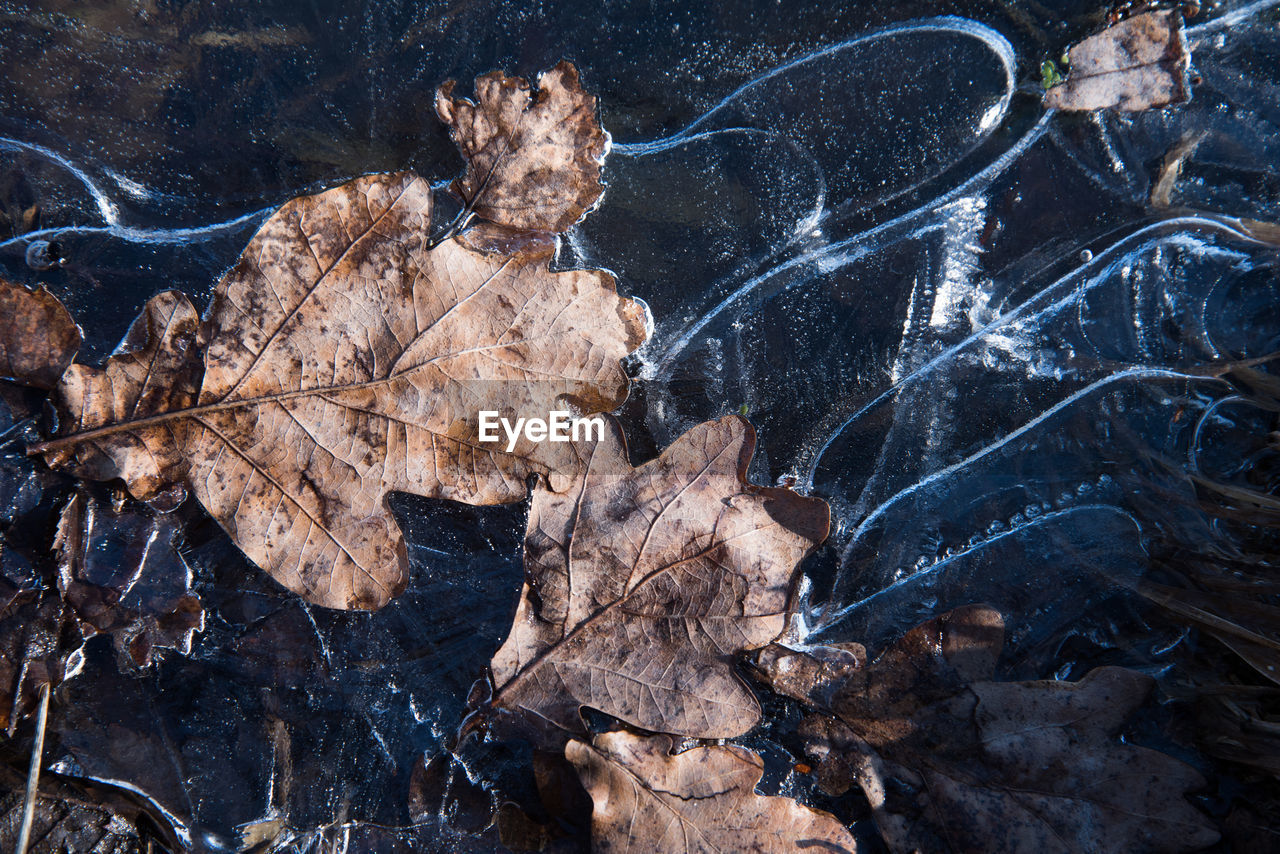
(1041, 59, 1066, 90)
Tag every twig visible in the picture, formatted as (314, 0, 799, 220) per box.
(14, 681, 50, 854)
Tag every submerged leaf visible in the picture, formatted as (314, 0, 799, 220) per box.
(567, 730, 856, 854)
(436, 62, 608, 233)
(1043, 10, 1191, 112)
(0, 785, 140, 854)
(756, 606, 1219, 854)
(0, 554, 83, 735)
(0, 276, 81, 390)
(489, 415, 829, 739)
(54, 491, 204, 668)
(36, 172, 648, 609)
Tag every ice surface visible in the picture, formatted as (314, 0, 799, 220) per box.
(2, 0, 1279, 848)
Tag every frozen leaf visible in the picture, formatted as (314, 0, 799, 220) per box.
(407, 752, 494, 833)
(0, 786, 141, 854)
(44, 291, 203, 506)
(1043, 10, 1191, 112)
(436, 62, 608, 233)
(35, 172, 648, 610)
(0, 276, 80, 390)
(755, 606, 1219, 854)
(0, 761, 184, 854)
(54, 491, 204, 668)
(566, 730, 856, 854)
(0, 554, 83, 735)
(489, 415, 829, 739)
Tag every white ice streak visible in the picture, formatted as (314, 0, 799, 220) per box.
(1187, 0, 1280, 43)
(651, 112, 1055, 377)
(819, 503, 1141, 626)
(0, 135, 270, 250)
(614, 16, 1016, 154)
(804, 214, 1273, 488)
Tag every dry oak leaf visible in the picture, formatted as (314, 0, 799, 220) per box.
(567, 730, 856, 854)
(43, 290, 204, 507)
(489, 415, 829, 739)
(0, 276, 81, 389)
(35, 172, 648, 610)
(755, 605, 1219, 854)
(1044, 10, 1191, 112)
(436, 61, 608, 233)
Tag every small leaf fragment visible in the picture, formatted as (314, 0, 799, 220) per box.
(0, 276, 80, 389)
(1044, 10, 1191, 112)
(567, 730, 856, 854)
(0, 780, 145, 854)
(436, 61, 608, 233)
(490, 415, 829, 739)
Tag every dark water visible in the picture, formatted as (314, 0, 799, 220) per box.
(2, 0, 1280, 850)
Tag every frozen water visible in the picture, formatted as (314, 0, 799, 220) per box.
(2, 0, 1279, 847)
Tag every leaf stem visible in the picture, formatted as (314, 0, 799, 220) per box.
(428, 208, 476, 249)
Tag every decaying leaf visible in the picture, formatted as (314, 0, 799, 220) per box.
(436, 62, 608, 233)
(0, 276, 80, 390)
(566, 730, 856, 854)
(0, 785, 141, 854)
(35, 172, 648, 609)
(55, 491, 204, 668)
(755, 606, 1219, 854)
(1043, 10, 1191, 112)
(488, 415, 829, 739)
(45, 291, 203, 507)
(0, 553, 83, 735)
(0, 760, 184, 854)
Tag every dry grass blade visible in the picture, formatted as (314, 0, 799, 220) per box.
(13, 681, 48, 854)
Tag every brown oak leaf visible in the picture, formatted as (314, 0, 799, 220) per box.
(0, 276, 81, 389)
(34, 172, 648, 610)
(567, 730, 856, 854)
(436, 61, 607, 233)
(44, 290, 203, 506)
(488, 415, 829, 739)
(755, 606, 1219, 854)
(1044, 10, 1191, 112)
